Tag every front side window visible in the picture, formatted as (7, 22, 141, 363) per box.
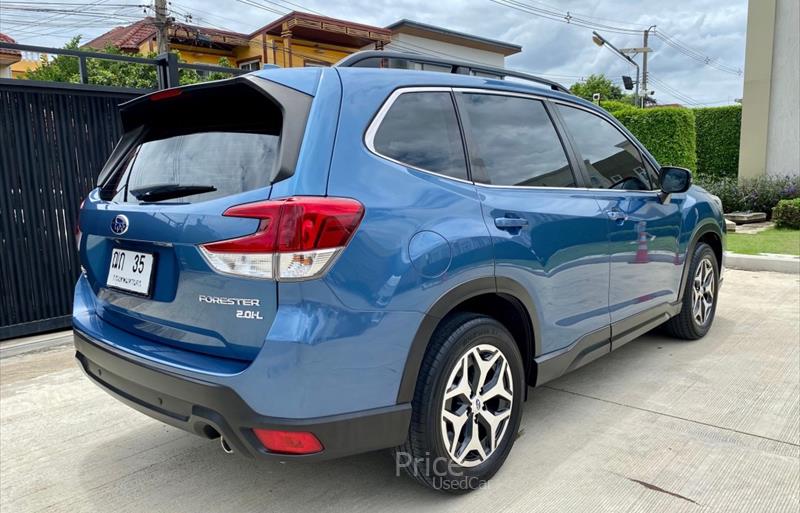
(372, 92, 468, 180)
(557, 105, 653, 190)
(459, 93, 575, 187)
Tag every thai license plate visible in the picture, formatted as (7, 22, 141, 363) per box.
(107, 248, 155, 296)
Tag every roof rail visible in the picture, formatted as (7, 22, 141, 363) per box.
(335, 50, 571, 95)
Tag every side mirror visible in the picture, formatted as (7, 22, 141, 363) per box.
(659, 167, 692, 203)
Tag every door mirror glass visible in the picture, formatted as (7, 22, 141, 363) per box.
(659, 167, 692, 194)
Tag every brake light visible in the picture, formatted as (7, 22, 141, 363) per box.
(199, 197, 364, 280)
(253, 429, 323, 455)
(149, 88, 183, 101)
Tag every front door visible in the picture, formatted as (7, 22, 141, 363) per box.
(555, 104, 683, 327)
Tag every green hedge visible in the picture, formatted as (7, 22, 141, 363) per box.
(694, 105, 741, 179)
(605, 105, 697, 171)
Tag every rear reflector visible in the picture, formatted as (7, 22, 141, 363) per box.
(200, 197, 364, 281)
(253, 429, 323, 455)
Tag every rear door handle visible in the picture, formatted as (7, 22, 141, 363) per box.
(494, 217, 529, 229)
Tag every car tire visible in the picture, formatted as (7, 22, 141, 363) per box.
(664, 242, 719, 340)
(393, 312, 525, 493)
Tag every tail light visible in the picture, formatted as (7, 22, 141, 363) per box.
(199, 197, 364, 281)
(253, 429, 323, 455)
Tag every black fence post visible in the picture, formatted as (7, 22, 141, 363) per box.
(156, 52, 180, 90)
(78, 55, 89, 84)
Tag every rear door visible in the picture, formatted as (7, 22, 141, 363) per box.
(455, 91, 611, 355)
(79, 77, 311, 362)
(554, 104, 683, 331)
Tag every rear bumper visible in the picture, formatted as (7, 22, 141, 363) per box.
(74, 328, 411, 460)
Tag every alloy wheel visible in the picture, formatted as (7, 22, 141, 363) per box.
(692, 258, 715, 326)
(440, 343, 514, 468)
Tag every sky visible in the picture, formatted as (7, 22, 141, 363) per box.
(0, 0, 748, 106)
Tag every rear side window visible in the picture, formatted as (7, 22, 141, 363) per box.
(111, 131, 278, 204)
(372, 92, 468, 180)
(556, 105, 654, 190)
(458, 93, 575, 187)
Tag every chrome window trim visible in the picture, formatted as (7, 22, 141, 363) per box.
(364, 86, 665, 193)
(364, 86, 473, 185)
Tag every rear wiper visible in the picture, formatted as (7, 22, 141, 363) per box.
(129, 183, 217, 202)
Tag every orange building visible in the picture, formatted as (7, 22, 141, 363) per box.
(83, 12, 392, 71)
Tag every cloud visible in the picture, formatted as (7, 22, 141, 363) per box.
(6, 0, 747, 105)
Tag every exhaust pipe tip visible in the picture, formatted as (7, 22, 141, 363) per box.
(220, 437, 234, 454)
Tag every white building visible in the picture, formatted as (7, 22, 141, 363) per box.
(739, 0, 800, 178)
(383, 19, 521, 68)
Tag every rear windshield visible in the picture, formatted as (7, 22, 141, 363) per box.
(100, 79, 294, 204)
(109, 131, 278, 204)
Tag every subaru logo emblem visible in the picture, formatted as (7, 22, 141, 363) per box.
(111, 214, 129, 235)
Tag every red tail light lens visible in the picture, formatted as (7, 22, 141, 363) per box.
(253, 429, 323, 455)
(199, 197, 364, 280)
(275, 197, 365, 252)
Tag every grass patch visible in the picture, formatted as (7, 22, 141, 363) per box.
(727, 228, 800, 256)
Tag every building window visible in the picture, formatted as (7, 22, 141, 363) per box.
(238, 59, 261, 71)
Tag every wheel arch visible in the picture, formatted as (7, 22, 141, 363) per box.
(678, 220, 723, 302)
(395, 277, 541, 404)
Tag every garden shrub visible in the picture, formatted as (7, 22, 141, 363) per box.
(772, 198, 800, 229)
(694, 105, 741, 179)
(606, 106, 697, 172)
(694, 174, 800, 217)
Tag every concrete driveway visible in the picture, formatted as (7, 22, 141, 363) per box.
(1, 269, 798, 512)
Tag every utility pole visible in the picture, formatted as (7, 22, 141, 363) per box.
(618, 28, 654, 108)
(154, 0, 170, 55)
(641, 25, 655, 108)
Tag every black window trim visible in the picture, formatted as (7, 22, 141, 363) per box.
(550, 99, 663, 194)
(364, 86, 473, 185)
(452, 88, 582, 189)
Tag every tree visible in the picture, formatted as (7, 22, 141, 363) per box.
(23, 36, 234, 88)
(570, 74, 626, 102)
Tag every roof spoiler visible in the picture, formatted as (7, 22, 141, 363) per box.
(112, 75, 312, 185)
(335, 50, 571, 95)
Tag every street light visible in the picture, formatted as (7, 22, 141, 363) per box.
(592, 31, 639, 107)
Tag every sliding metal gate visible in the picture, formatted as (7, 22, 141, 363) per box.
(0, 81, 140, 339)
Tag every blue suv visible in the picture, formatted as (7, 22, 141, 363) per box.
(73, 52, 725, 491)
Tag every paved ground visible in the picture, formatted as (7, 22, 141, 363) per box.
(1, 269, 798, 512)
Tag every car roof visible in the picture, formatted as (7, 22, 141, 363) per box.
(331, 67, 600, 111)
(254, 65, 593, 107)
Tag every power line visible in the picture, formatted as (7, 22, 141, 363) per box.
(652, 30, 742, 76)
(489, 0, 743, 76)
(647, 73, 700, 106)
